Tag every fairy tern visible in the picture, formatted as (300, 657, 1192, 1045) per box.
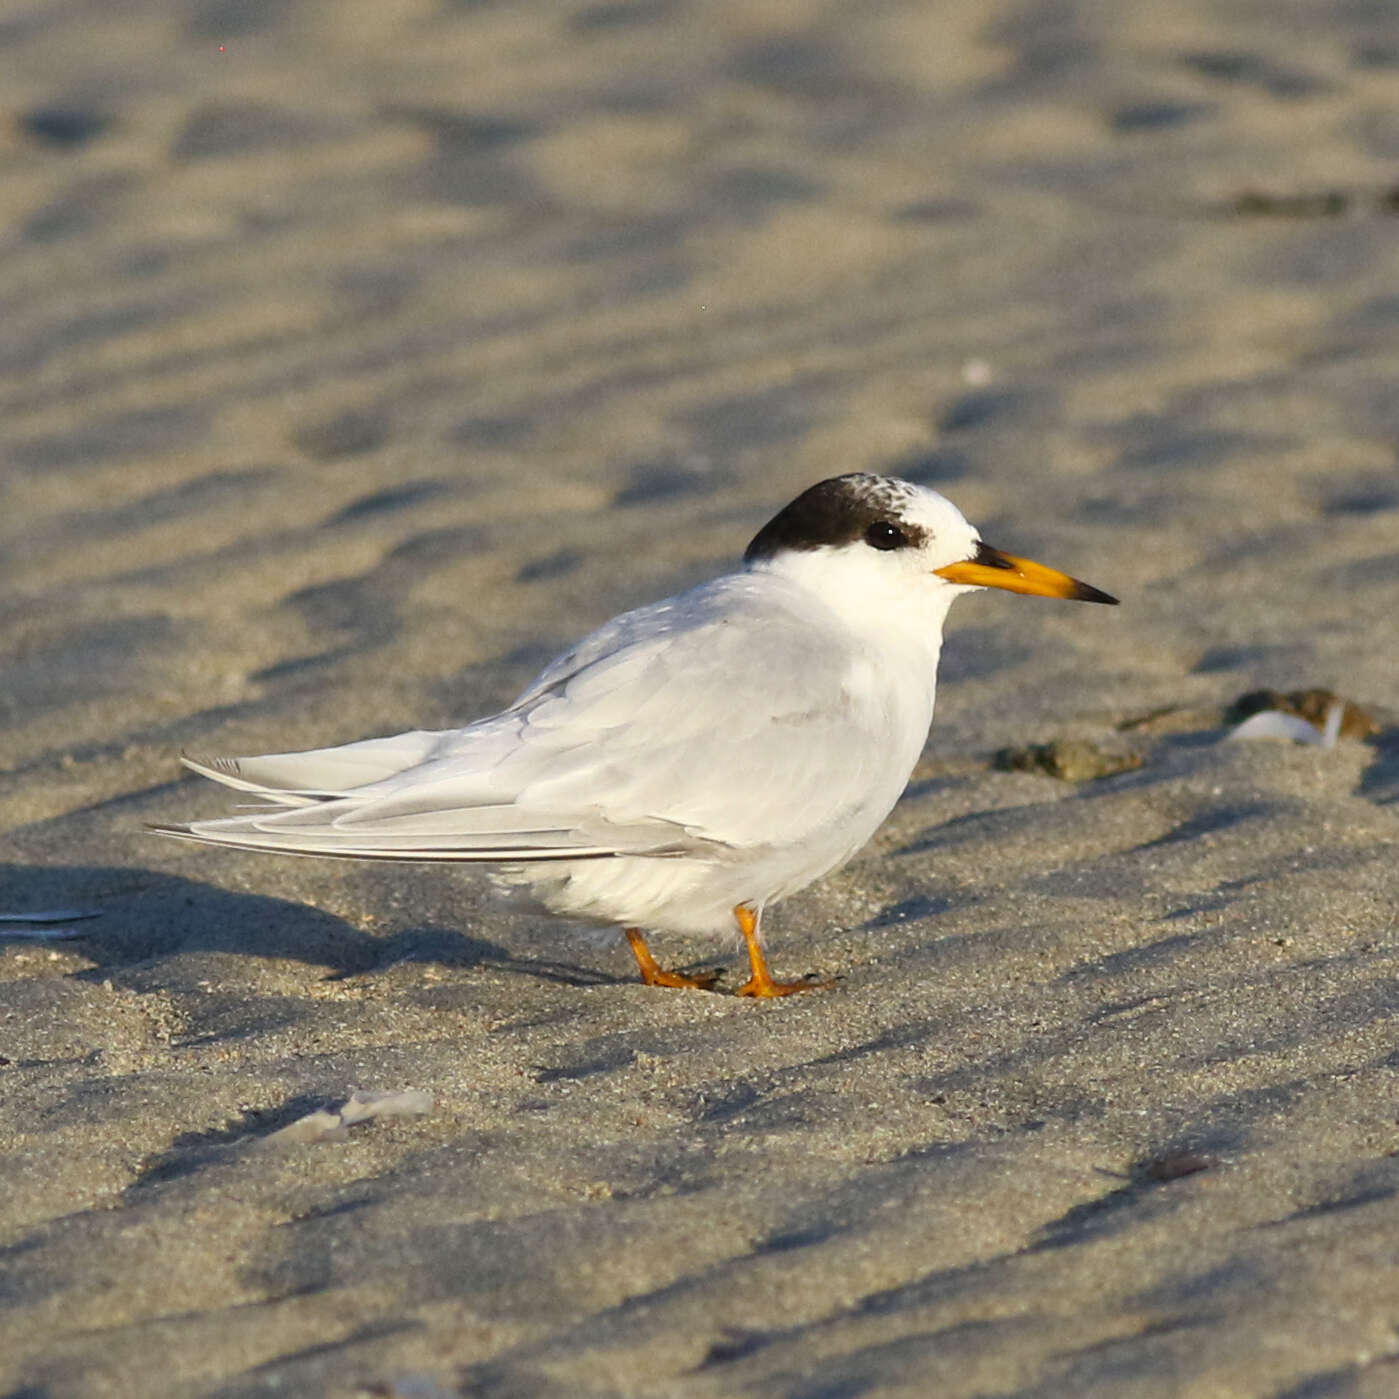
(153, 474, 1116, 996)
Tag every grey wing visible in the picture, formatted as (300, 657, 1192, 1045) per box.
(495, 595, 884, 849)
(156, 578, 878, 861)
(180, 731, 449, 805)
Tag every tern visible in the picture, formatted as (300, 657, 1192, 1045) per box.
(154, 474, 1116, 996)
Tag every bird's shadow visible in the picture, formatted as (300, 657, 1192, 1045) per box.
(353, 921, 624, 988)
(0, 861, 620, 991)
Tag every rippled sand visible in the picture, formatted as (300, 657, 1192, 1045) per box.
(3, 2, 1399, 1395)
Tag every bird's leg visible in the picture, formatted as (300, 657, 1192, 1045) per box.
(624, 928, 722, 991)
(733, 905, 836, 998)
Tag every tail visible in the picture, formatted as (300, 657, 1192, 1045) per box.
(153, 731, 697, 864)
(147, 809, 622, 863)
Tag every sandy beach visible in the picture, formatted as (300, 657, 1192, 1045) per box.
(3, 1, 1399, 1395)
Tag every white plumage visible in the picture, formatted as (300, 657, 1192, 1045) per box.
(155, 474, 1114, 995)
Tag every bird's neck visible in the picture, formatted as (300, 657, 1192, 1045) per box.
(748, 551, 952, 677)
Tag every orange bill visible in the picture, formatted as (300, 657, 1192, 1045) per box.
(935, 542, 1118, 604)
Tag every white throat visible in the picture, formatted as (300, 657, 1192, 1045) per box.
(750, 547, 955, 675)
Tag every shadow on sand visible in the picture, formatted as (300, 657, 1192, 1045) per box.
(0, 861, 622, 990)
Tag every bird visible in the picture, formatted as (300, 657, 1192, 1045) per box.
(152, 474, 1116, 997)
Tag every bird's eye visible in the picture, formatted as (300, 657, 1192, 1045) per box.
(865, 520, 907, 551)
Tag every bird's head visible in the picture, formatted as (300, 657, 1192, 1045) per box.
(744, 474, 1116, 634)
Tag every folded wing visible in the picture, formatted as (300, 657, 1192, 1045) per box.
(156, 575, 884, 863)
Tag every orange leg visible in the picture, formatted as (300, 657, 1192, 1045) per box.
(625, 928, 721, 991)
(733, 905, 836, 998)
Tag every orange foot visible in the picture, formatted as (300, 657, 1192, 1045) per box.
(735, 971, 837, 998)
(733, 905, 837, 999)
(625, 929, 722, 991)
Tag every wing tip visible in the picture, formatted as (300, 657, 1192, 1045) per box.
(147, 821, 196, 838)
(181, 751, 240, 778)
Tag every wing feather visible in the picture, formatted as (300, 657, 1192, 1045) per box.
(160, 573, 900, 864)
(181, 731, 445, 803)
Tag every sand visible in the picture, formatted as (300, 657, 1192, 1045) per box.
(3, 1, 1399, 1395)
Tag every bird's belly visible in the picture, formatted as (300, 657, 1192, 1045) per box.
(489, 855, 746, 936)
(492, 787, 903, 936)
(490, 718, 929, 936)
(491, 659, 936, 936)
